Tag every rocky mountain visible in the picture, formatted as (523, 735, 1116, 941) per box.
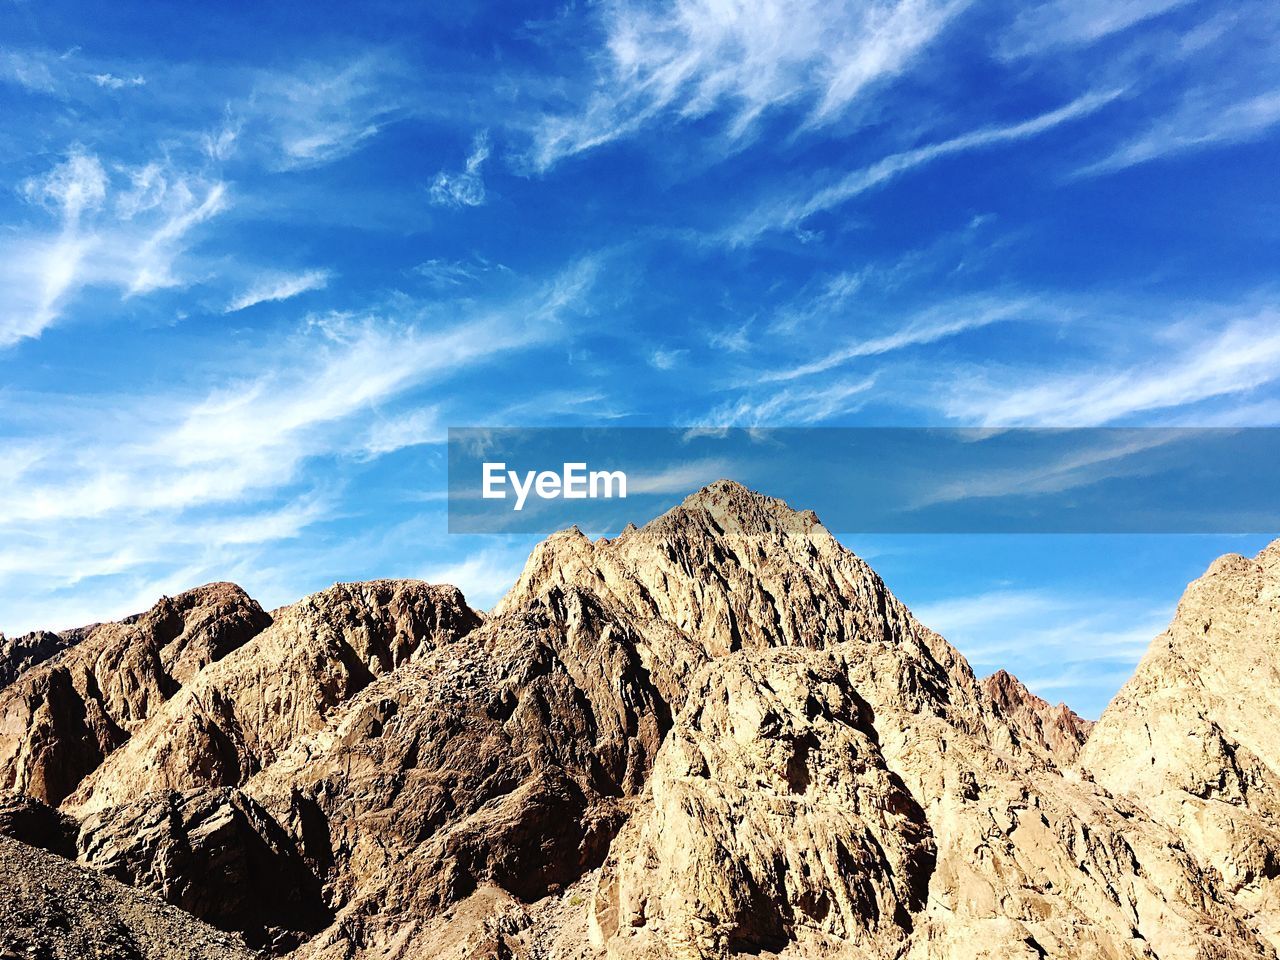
(1079, 541, 1280, 950)
(982, 669, 1093, 765)
(0, 481, 1276, 959)
(0, 582, 271, 806)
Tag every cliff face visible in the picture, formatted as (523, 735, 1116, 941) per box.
(0, 582, 271, 806)
(0, 481, 1277, 959)
(1080, 542, 1280, 950)
(983, 669, 1094, 765)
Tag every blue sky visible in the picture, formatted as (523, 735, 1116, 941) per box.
(1, 0, 1277, 717)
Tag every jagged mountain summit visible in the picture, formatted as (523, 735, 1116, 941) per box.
(0, 480, 1277, 959)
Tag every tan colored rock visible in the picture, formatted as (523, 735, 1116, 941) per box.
(65, 579, 481, 814)
(593, 633, 1271, 959)
(1080, 540, 1280, 950)
(0, 627, 85, 689)
(0, 582, 270, 805)
(2, 481, 1277, 960)
(982, 669, 1093, 766)
(246, 585, 670, 958)
(592, 648, 935, 959)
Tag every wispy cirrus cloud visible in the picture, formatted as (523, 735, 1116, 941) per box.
(0, 148, 227, 346)
(226, 268, 331, 313)
(247, 55, 407, 170)
(998, 0, 1193, 59)
(2, 259, 601, 522)
(430, 131, 491, 208)
(1078, 88, 1280, 176)
(762, 297, 1037, 382)
(413, 256, 511, 291)
(724, 87, 1123, 244)
(527, 0, 968, 170)
(91, 72, 146, 90)
(914, 586, 1169, 716)
(0, 257, 601, 630)
(943, 308, 1280, 426)
(699, 375, 877, 427)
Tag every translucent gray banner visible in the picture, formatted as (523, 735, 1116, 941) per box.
(447, 427, 1280, 534)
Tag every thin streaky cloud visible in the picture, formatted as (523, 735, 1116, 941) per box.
(762, 298, 1035, 382)
(725, 87, 1124, 245)
(998, 0, 1193, 59)
(625, 459, 736, 495)
(227, 269, 332, 313)
(700, 376, 877, 428)
(1078, 89, 1280, 176)
(944, 310, 1280, 426)
(91, 72, 146, 89)
(1, 258, 601, 524)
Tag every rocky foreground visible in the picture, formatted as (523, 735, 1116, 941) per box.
(0, 480, 1277, 959)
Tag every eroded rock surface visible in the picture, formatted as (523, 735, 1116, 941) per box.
(982, 669, 1094, 766)
(1, 482, 1277, 960)
(1081, 541, 1280, 950)
(66, 579, 481, 815)
(0, 583, 270, 805)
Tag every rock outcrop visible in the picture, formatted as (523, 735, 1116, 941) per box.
(77, 786, 330, 951)
(0, 790, 77, 857)
(1080, 541, 1280, 950)
(1, 481, 1278, 959)
(0, 583, 271, 805)
(65, 580, 481, 815)
(247, 585, 670, 957)
(0, 627, 87, 690)
(983, 669, 1094, 765)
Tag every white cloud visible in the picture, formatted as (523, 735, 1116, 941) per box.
(1, 149, 227, 345)
(528, 0, 968, 170)
(362, 407, 443, 457)
(417, 546, 533, 611)
(999, 0, 1192, 59)
(909, 430, 1183, 509)
(700, 376, 877, 427)
(648, 347, 687, 369)
(0, 259, 600, 632)
(91, 72, 146, 89)
(252, 56, 404, 169)
(430, 132, 491, 208)
(943, 309, 1280, 426)
(725, 88, 1123, 244)
(626, 458, 736, 494)
(762, 297, 1035, 382)
(1, 49, 60, 93)
(227, 269, 331, 312)
(0, 259, 599, 524)
(913, 586, 1171, 716)
(1079, 88, 1280, 176)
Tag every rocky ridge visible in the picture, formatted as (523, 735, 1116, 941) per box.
(0, 481, 1276, 959)
(982, 669, 1094, 765)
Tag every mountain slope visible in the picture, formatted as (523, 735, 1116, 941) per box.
(0, 833, 256, 960)
(1080, 541, 1280, 950)
(0, 583, 270, 805)
(0, 482, 1276, 959)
